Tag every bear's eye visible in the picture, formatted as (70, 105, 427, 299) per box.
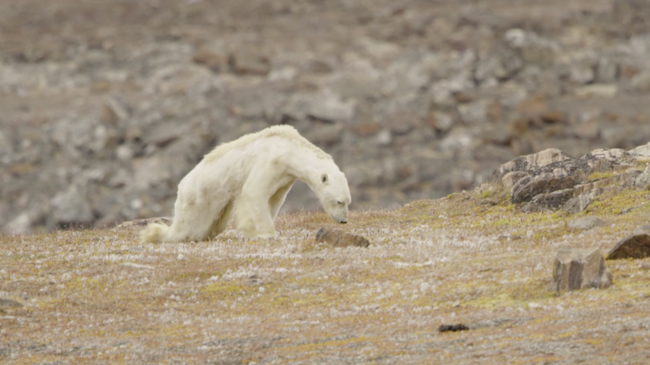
(337, 201, 344, 205)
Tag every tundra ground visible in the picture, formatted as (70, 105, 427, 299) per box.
(3, 186, 650, 364)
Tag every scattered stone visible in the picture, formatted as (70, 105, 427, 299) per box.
(102, 95, 131, 123)
(568, 216, 607, 230)
(315, 228, 370, 248)
(553, 247, 613, 292)
(120, 262, 154, 270)
(438, 324, 469, 333)
(50, 185, 94, 227)
(114, 217, 172, 230)
(192, 46, 227, 73)
(607, 227, 650, 260)
(229, 51, 270, 76)
(574, 84, 618, 98)
(474, 44, 523, 82)
(0, 298, 23, 313)
(563, 192, 595, 214)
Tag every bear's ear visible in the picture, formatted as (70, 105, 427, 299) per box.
(321, 173, 328, 184)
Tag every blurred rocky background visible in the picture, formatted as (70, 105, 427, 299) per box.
(1, 0, 650, 234)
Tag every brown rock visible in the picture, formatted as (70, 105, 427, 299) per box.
(351, 122, 381, 137)
(229, 51, 270, 76)
(315, 228, 370, 248)
(553, 247, 613, 292)
(607, 227, 650, 260)
(192, 47, 226, 73)
(517, 94, 547, 115)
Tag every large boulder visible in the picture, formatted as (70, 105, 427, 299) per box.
(553, 247, 613, 292)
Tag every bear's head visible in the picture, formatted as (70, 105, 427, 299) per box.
(317, 170, 351, 224)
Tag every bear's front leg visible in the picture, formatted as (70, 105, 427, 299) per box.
(234, 192, 277, 239)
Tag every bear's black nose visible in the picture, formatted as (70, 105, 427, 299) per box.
(340, 220, 348, 224)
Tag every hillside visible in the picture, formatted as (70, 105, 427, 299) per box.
(3, 0, 650, 234)
(3, 176, 650, 363)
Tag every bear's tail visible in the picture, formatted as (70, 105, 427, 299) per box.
(139, 223, 169, 243)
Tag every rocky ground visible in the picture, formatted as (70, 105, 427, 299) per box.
(1, 0, 650, 234)
(3, 142, 650, 363)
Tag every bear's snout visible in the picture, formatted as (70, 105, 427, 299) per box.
(340, 220, 348, 224)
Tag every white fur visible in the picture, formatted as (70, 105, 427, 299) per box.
(139, 125, 351, 243)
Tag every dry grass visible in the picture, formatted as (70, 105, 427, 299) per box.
(3, 188, 650, 364)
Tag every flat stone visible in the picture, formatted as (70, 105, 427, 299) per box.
(568, 216, 607, 230)
(607, 230, 650, 260)
(114, 217, 172, 230)
(553, 247, 612, 292)
(574, 84, 618, 98)
(315, 228, 370, 248)
(0, 298, 23, 313)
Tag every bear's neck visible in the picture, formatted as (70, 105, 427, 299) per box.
(286, 150, 331, 189)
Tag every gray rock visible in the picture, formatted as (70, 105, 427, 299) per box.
(305, 124, 343, 147)
(4, 213, 32, 235)
(563, 193, 595, 214)
(607, 228, 650, 260)
(50, 185, 94, 227)
(501, 171, 529, 190)
(282, 90, 355, 122)
(0, 130, 14, 159)
(568, 216, 607, 230)
(574, 84, 618, 98)
(553, 247, 613, 292)
(228, 50, 270, 76)
(521, 188, 573, 212)
(493, 148, 575, 181)
(511, 169, 581, 205)
(474, 44, 523, 82)
(596, 58, 619, 83)
(629, 142, 650, 157)
(634, 167, 650, 187)
(504, 28, 559, 67)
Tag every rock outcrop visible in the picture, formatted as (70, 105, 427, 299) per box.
(492, 144, 650, 213)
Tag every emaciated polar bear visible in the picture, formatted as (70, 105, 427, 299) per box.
(139, 125, 351, 243)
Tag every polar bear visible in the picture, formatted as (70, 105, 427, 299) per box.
(139, 125, 351, 243)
